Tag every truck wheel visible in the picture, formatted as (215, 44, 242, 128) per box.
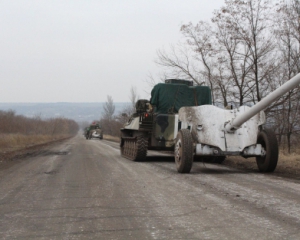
(174, 129, 194, 173)
(256, 129, 278, 172)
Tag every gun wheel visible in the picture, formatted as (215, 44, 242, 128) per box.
(256, 129, 278, 172)
(174, 129, 194, 173)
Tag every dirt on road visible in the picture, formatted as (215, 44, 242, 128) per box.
(1, 136, 300, 181)
(224, 155, 300, 181)
(0, 138, 71, 170)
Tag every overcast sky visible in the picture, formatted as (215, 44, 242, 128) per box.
(0, 0, 225, 103)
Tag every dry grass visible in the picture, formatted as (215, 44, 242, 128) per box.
(0, 133, 71, 153)
(0, 109, 79, 155)
(0, 133, 119, 155)
(224, 149, 300, 178)
(103, 134, 120, 143)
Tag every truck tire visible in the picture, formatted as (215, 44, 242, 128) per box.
(174, 129, 194, 173)
(256, 129, 278, 172)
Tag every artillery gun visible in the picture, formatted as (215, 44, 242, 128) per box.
(120, 74, 300, 173)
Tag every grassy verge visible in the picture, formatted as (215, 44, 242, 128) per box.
(0, 133, 72, 154)
(103, 134, 120, 143)
(224, 150, 300, 178)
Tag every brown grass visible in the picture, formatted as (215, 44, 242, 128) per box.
(103, 134, 120, 143)
(0, 133, 71, 153)
(224, 149, 300, 178)
(0, 109, 79, 154)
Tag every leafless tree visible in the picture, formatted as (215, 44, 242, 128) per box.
(213, 0, 276, 105)
(101, 95, 116, 135)
(212, 11, 253, 106)
(152, 0, 300, 150)
(155, 44, 201, 82)
(102, 95, 115, 121)
(129, 86, 139, 110)
(155, 21, 226, 105)
(272, 0, 300, 152)
(115, 87, 140, 125)
(180, 21, 220, 104)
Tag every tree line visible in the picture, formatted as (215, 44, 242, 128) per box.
(0, 110, 79, 136)
(154, 0, 300, 152)
(99, 0, 300, 153)
(99, 87, 138, 137)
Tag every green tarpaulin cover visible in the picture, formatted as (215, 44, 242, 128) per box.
(150, 83, 212, 113)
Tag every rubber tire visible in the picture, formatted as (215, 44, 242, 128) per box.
(132, 136, 147, 162)
(256, 129, 278, 172)
(174, 129, 194, 173)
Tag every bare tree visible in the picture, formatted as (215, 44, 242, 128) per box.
(129, 86, 139, 110)
(155, 21, 225, 105)
(101, 95, 116, 135)
(116, 86, 140, 125)
(213, 0, 276, 105)
(180, 21, 221, 104)
(102, 95, 115, 121)
(273, 0, 300, 152)
(155, 44, 200, 82)
(212, 12, 253, 106)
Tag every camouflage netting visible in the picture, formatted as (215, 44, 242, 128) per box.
(150, 83, 212, 114)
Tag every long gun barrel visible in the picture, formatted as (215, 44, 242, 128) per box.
(225, 73, 300, 132)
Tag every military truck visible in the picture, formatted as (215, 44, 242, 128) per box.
(85, 122, 103, 140)
(120, 79, 212, 162)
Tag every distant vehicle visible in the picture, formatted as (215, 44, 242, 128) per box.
(85, 122, 103, 140)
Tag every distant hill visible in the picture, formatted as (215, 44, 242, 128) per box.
(0, 102, 130, 122)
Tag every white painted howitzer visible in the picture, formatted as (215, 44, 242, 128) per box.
(175, 73, 300, 173)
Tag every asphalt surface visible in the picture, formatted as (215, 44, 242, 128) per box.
(0, 135, 300, 239)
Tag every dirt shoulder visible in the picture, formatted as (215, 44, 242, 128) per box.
(223, 155, 300, 181)
(0, 137, 73, 170)
(0, 134, 111, 170)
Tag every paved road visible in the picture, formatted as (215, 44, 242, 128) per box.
(0, 135, 300, 239)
